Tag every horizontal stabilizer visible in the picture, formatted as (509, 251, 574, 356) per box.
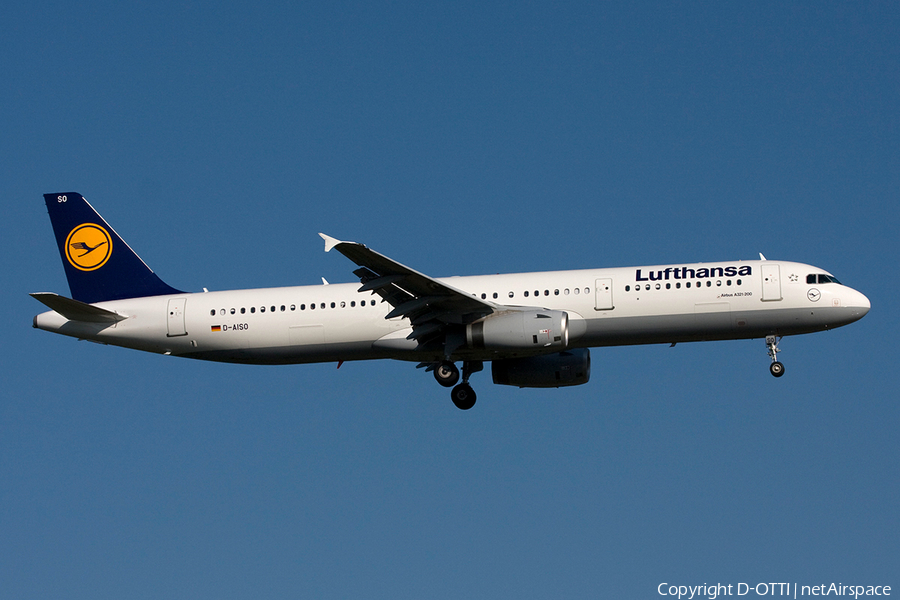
(30, 292, 127, 323)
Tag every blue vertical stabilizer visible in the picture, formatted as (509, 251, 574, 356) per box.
(43, 193, 183, 303)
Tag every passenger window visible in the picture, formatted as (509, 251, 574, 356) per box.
(241, 307, 246, 314)
(251, 307, 256, 313)
(210, 309, 215, 316)
(493, 292, 498, 299)
(271, 306, 276, 312)
(666, 283, 671, 289)
(524, 291, 529, 297)
(340, 301, 346, 308)
(508, 292, 514, 298)
(686, 282, 691, 288)
(481, 293, 486, 299)
(310, 304, 315, 310)
(220, 309, 226, 315)
(261, 306, 266, 313)
(280, 305, 285, 312)
(574, 288, 580, 295)
(231, 308, 236, 314)
(290, 305, 296, 311)
(625, 285, 631, 292)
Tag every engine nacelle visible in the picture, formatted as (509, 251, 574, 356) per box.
(492, 348, 591, 388)
(466, 310, 568, 350)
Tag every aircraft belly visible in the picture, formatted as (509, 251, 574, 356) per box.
(179, 340, 392, 365)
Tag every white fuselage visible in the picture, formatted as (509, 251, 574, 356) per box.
(33, 260, 870, 365)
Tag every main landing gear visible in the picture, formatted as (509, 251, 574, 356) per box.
(766, 335, 785, 378)
(433, 362, 460, 388)
(433, 360, 483, 410)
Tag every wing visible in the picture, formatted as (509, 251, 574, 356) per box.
(319, 233, 495, 353)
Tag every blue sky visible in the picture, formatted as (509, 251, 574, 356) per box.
(2, 2, 897, 598)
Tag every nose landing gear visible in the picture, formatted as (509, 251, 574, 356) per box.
(766, 335, 785, 377)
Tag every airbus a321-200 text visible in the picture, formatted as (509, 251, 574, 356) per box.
(32, 193, 870, 409)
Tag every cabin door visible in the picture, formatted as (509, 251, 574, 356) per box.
(761, 264, 782, 302)
(167, 298, 188, 337)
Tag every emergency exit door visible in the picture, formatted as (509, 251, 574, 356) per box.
(595, 278, 614, 310)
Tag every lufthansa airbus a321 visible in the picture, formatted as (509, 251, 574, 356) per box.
(32, 193, 870, 409)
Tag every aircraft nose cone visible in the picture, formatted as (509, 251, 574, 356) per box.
(850, 288, 870, 319)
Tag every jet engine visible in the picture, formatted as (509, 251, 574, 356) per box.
(466, 310, 568, 350)
(491, 348, 591, 388)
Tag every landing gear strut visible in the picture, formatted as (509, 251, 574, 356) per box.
(449, 360, 483, 410)
(766, 335, 785, 378)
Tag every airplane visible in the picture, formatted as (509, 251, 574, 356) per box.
(32, 193, 870, 410)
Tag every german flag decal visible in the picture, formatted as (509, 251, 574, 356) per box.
(211, 325, 221, 332)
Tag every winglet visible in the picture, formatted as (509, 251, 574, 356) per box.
(759, 253, 767, 261)
(319, 233, 343, 253)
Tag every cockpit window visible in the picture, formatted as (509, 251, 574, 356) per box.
(808, 274, 841, 284)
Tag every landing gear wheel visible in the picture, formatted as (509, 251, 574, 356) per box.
(765, 335, 785, 378)
(451, 383, 477, 410)
(769, 361, 785, 378)
(434, 362, 460, 388)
